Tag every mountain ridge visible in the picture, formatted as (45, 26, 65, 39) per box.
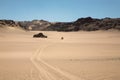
(0, 17, 120, 31)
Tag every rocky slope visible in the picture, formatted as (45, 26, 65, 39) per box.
(73, 17, 120, 31)
(0, 20, 19, 27)
(18, 20, 51, 31)
(46, 17, 120, 31)
(1, 17, 120, 31)
(0, 20, 26, 32)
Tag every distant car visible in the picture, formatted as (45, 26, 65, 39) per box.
(33, 33, 47, 38)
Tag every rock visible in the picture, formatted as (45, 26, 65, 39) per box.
(0, 20, 18, 27)
(61, 37, 64, 40)
(33, 33, 47, 38)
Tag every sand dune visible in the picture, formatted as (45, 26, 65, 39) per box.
(0, 26, 120, 80)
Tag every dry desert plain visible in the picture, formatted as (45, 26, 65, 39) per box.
(0, 26, 120, 80)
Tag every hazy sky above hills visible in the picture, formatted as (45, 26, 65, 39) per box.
(0, 0, 120, 22)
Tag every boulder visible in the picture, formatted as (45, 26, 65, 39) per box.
(33, 33, 47, 38)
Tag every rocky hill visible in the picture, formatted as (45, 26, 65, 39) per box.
(73, 17, 120, 31)
(0, 20, 26, 33)
(46, 17, 120, 31)
(0, 17, 120, 31)
(18, 20, 51, 31)
(18, 17, 120, 31)
(0, 20, 19, 27)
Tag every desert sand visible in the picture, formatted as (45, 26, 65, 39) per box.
(0, 26, 120, 80)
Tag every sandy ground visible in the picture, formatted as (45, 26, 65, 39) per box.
(0, 26, 120, 80)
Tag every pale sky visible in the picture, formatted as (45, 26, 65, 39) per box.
(0, 0, 120, 22)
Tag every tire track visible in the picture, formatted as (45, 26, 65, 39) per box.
(30, 44, 84, 80)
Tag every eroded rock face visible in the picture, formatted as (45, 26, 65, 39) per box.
(33, 33, 47, 38)
(73, 17, 120, 31)
(1, 17, 120, 31)
(18, 20, 51, 30)
(40, 17, 120, 31)
(0, 20, 18, 27)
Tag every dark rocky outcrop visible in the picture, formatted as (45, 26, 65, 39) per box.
(1, 17, 120, 31)
(18, 20, 51, 31)
(22, 17, 119, 31)
(0, 20, 19, 27)
(33, 33, 47, 38)
(45, 22, 75, 31)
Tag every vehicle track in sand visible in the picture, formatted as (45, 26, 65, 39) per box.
(30, 43, 84, 80)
